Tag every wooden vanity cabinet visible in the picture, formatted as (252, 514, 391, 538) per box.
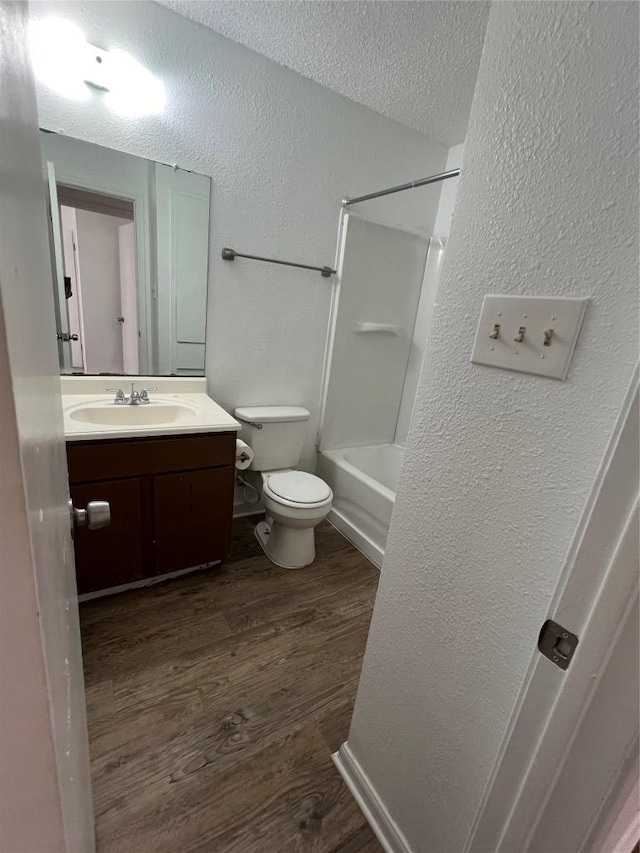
(67, 432, 236, 595)
(154, 467, 234, 574)
(70, 478, 145, 593)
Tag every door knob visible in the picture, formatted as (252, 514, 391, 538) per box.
(70, 500, 111, 531)
(57, 332, 79, 342)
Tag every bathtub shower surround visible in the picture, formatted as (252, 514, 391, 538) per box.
(319, 146, 465, 564)
(321, 214, 430, 451)
(318, 445, 403, 566)
(319, 213, 442, 564)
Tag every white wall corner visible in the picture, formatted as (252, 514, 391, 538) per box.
(332, 742, 413, 853)
(432, 142, 465, 239)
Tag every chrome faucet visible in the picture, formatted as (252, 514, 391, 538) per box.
(106, 383, 157, 405)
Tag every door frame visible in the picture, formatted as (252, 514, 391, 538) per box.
(60, 205, 87, 371)
(118, 220, 140, 374)
(47, 161, 72, 371)
(466, 365, 639, 852)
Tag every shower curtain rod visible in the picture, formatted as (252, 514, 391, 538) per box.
(342, 168, 461, 207)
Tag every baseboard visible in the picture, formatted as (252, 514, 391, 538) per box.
(233, 503, 264, 519)
(326, 509, 383, 569)
(77, 560, 221, 602)
(332, 742, 412, 853)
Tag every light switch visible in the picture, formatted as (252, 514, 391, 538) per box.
(471, 295, 588, 380)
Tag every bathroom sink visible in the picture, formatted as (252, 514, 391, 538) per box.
(60, 377, 241, 440)
(68, 402, 197, 427)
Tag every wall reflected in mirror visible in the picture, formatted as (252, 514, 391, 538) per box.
(41, 131, 211, 376)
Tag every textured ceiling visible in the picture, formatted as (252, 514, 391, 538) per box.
(156, 1, 490, 146)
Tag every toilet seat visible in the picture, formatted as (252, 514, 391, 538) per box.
(263, 471, 332, 508)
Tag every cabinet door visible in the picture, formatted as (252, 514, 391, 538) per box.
(71, 479, 143, 594)
(154, 467, 234, 574)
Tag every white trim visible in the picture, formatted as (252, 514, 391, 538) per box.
(332, 743, 412, 853)
(582, 737, 639, 852)
(77, 560, 220, 602)
(466, 365, 640, 853)
(617, 813, 640, 853)
(522, 511, 639, 851)
(46, 161, 72, 371)
(326, 509, 383, 569)
(604, 772, 640, 853)
(233, 504, 264, 519)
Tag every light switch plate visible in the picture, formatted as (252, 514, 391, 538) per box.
(471, 295, 589, 380)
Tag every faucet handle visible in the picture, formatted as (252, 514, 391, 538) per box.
(139, 387, 158, 403)
(105, 388, 126, 404)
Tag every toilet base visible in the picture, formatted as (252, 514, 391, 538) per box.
(254, 519, 316, 569)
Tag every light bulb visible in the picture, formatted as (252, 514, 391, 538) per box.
(29, 17, 90, 101)
(103, 49, 166, 117)
(29, 17, 165, 116)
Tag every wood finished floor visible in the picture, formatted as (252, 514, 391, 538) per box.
(80, 517, 382, 853)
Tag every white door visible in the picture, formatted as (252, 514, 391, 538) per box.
(467, 374, 639, 853)
(155, 163, 210, 373)
(528, 559, 638, 852)
(0, 6, 94, 851)
(47, 160, 73, 372)
(119, 220, 139, 374)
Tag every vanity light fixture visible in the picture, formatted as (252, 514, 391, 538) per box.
(29, 17, 90, 102)
(29, 17, 166, 117)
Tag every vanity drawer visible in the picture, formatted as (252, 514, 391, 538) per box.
(67, 431, 235, 483)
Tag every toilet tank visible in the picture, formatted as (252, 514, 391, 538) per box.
(234, 406, 310, 471)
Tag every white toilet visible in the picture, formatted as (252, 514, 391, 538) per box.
(234, 406, 333, 569)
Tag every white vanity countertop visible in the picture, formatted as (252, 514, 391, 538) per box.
(61, 376, 241, 442)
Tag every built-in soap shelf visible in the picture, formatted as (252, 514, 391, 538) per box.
(355, 322, 400, 335)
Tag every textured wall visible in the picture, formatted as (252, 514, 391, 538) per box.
(347, 3, 639, 851)
(32, 0, 447, 468)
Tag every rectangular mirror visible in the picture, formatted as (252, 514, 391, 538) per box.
(41, 131, 210, 376)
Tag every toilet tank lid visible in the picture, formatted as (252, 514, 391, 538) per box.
(234, 405, 310, 424)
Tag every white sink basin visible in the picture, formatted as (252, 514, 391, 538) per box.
(60, 377, 241, 441)
(68, 401, 197, 427)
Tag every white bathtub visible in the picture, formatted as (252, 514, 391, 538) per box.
(317, 443, 404, 568)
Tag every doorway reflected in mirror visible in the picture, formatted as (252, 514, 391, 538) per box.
(59, 186, 138, 375)
(42, 131, 210, 376)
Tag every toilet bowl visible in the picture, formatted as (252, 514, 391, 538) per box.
(255, 470, 333, 569)
(233, 406, 333, 569)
